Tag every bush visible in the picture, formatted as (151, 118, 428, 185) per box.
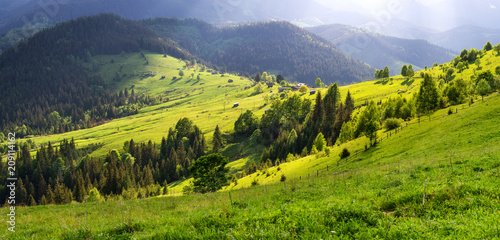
(182, 185, 193, 195)
(86, 188, 102, 202)
(383, 118, 402, 130)
(280, 174, 287, 182)
(251, 179, 259, 186)
(448, 108, 453, 115)
(341, 148, 350, 158)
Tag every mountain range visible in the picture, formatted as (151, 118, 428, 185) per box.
(307, 24, 457, 72)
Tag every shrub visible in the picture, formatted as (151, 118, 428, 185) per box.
(341, 148, 350, 158)
(86, 188, 102, 202)
(448, 108, 453, 115)
(280, 174, 287, 182)
(182, 185, 193, 195)
(383, 118, 402, 130)
(251, 179, 259, 186)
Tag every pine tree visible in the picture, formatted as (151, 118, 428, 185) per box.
(484, 41, 493, 51)
(407, 64, 415, 78)
(401, 65, 408, 77)
(74, 173, 86, 202)
(344, 91, 354, 122)
(311, 91, 324, 134)
(28, 195, 37, 206)
(37, 175, 48, 202)
(17, 178, 28, 205)
(212, 125, 223, 153)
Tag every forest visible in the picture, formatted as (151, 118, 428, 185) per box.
(142, 18, 374, 85)
(0, 14, 200, 138)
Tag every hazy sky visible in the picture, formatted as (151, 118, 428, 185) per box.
(312, 0, 500, 30)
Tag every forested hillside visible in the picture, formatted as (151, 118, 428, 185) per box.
(0, 14, 197, 137)
(142, 18, 374, 85)
(308, 24, 456, 72)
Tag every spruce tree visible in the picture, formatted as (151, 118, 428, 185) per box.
(401, 65, 408, 77)
(212, 125, 223, 153)
(344, 91, 354, 122)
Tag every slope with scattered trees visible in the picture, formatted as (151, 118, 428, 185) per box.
(142, 18, 374, 85)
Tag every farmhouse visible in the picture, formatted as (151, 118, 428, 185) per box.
(212, 70, 218, 75)
(310, 90, 317, 95)
(266, 82, 275, 88)
(279, 87, 288, 92)
(233, 102, 239, 107)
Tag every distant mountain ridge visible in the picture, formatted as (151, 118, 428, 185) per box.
(307, 24, 457, 72)
(142, 18, 374, 85)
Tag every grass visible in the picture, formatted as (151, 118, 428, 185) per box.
(2, 94, 499, 239)
(2, 49, 500, 238)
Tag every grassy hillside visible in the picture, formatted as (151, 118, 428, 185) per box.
(3, 86, 499, 239)
(18, 51, 258, 157)
(142, 18, 375, 85)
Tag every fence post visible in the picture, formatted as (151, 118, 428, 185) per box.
(317, 170, 318, 177)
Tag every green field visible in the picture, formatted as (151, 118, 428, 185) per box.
(2, 92, 499, 239)
(2, 49, 500, 239)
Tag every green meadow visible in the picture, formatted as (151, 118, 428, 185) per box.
(2, 49, 500, 239)
(2, 92, 499, 239)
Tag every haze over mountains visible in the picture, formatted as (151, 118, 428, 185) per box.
(307, 24, 456, 72)
(1, 0, 499, 75)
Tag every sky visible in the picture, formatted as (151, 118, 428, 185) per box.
(312, 0, 500, 31)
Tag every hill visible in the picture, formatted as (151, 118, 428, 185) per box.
(307, 24, 457, 72)
(0, 13, 197, 137)
(142, 18, 374, 85)
(3, 54, 500, 239)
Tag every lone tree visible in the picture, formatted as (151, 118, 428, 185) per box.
(417, 73, 440, 115)
(407, 64, 415, 78)
(476, 79, 491, 101)
(212, 125, 224, 153)
(484, 41, 493, 51)
(189, 154, 229, 193)
(179, 70, 184, 77)
(315, 78, 323, 88)
(365, 120, 380, 146)
(401, 65, 408, 77)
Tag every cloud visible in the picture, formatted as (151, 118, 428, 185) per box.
(490, 4, 496, 9)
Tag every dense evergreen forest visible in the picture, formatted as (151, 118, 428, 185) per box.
(0, 14, 198, 138)
(142, 18, 374, 85)
(0, 117, 207, 205)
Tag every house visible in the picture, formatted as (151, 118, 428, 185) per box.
(266, 82, 275, 88)
(310, 90, 317, 95)
(279, 87, 288, 92)
(233, 102, 239, 108)
(291, 83, 307, 91)
(212, 70, 218, 75)
(228, 79, 233, 83)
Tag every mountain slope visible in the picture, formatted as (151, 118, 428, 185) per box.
(143, 18, 374, 85)
(308, 24, 457, 72)
(0, 14, 196, 136)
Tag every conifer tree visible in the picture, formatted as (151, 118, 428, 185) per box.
(401, 64, 408, 77)
(344, 91, 354, 122)
(17, 178, 28, 205)
(212, 125, 223, 153)
(28, 195, 37, 206)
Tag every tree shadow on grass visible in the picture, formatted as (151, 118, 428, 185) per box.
(401, 78, 415, 86)
(375, 79, 389, 85)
